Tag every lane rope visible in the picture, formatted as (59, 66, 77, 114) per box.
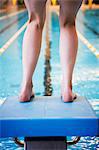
(0, 9, 26, 21)
(0, 21, 28, 55)
(55, 9, 99, 58)
(0, 9, 99, 58)
(77, 31, 99, 58)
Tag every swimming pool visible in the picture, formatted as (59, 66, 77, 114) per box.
(0, 8, 99, 149)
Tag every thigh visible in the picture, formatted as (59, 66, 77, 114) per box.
(58, 0, 82, 25)
(24, 0, 47, 22)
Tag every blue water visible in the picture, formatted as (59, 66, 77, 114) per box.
(0, 8, 99, 149)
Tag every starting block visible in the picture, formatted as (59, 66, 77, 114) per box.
(0, 96, 99, 150)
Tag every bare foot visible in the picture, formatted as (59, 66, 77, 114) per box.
(19, 82, 34, 102)
(61, 81, 77, 102)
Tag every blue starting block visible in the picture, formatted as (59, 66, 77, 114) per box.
(0, 96, 99, 150)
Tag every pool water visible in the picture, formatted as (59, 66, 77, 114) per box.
(0, 9, 99, 149)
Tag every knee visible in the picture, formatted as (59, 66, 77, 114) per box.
(60, 16, 75, 28)
(28, 12, 45, 30)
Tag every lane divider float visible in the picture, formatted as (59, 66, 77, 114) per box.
(55, 10, 99, 58)
(0, 21, 28, 55)
(0, 10, 99, 58)
(77, 31, 99, 58)
(0, 9, 26, 21)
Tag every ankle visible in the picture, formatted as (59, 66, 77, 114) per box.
(62, 80, 72, 89)
(21, 80, 33, 89)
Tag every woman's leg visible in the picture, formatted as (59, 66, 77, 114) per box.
(19, 0, 47, 102)
(59, 0, 82, 102)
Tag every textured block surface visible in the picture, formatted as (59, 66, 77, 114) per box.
(0, 96, 98, 137)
